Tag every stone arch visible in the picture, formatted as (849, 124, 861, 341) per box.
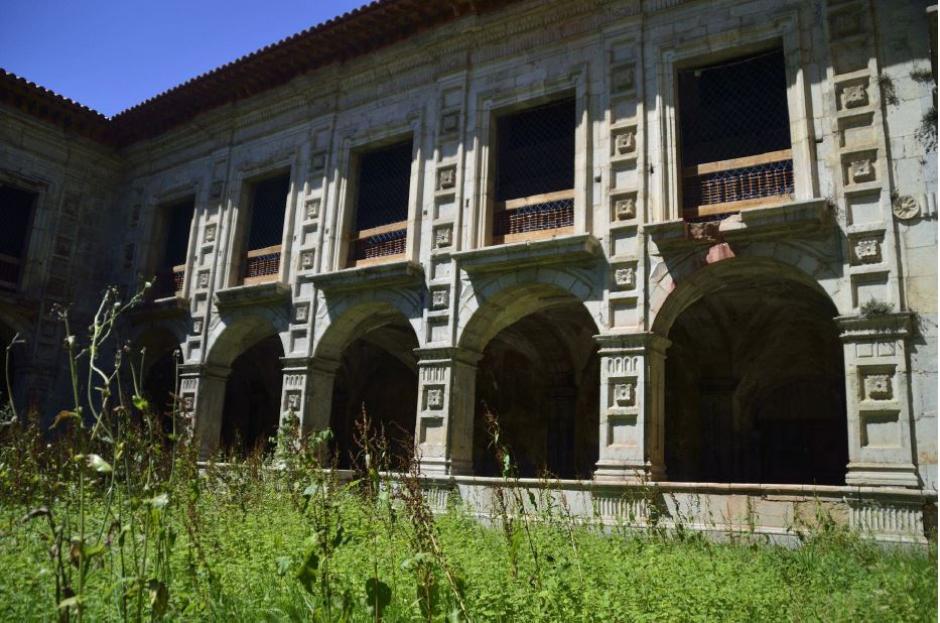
(457, 268, 602, 479)
(314, 295, 421, 467)
(204, 309, 288, 456)
(456, 265, 602, 354)
(313, 287, 423, 362)
(655, 256, 848, 485)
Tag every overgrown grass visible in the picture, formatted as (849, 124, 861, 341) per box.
(0, 285, 935, 622)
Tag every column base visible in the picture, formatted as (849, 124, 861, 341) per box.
(846, 462, 921, 488)
(594, 460, 666, 483)
(419, 456, 473, 476)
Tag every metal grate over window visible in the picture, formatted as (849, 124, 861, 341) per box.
(0, 185, 35, 291)
(153, 197, 194, 298)
(492, 97, 576, 243)
(678, 49, 793, 217)
(348, 139, 412, 265)
(243, 174, 290, 280)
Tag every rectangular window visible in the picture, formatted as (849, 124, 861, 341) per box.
(153, 197, 194, 298)
(242, 173, 289, 284)
(347, 139, 412, 267)
(678, 48, 793, 219)
(0, 185, 36, 291)
(492, 97, 575, 244)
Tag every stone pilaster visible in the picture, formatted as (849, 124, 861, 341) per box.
(278, 355, 339, 437)
(593, 332, 670, 482)
(414, 346, 481, 475)
(838, 313, 921, 488)
(179, 362, 230, 459)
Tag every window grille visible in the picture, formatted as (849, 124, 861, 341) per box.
(0, 185, 35, 291)
(242, 174, 289, 282)
(678, 49, 793, 218)
(348, 140, 412, 266)
(493, 97, 576, 243)
(152, 197, 193, 298)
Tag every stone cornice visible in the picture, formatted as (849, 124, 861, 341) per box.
(214, 282, 291, 310)
(836, 312, 915, 341)
(308, 260, 425, 293)
(453, 234, 602, 274)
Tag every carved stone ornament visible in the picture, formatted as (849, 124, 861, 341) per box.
(615, 131, 636, 155)
(182, 393, 195, 413)
(434, 226, 452, 249)
(197, 270, 210, 289)
(841, 84, 868, 109)
(300, 251, 315, 270)
(849, 158, 875, 183)
(613, 197, 636, 221)
(285, 391, 302, 412)
(864, 374, 892, 400)
(204, 223, 217, 243)
(305, 198, 321, 220)
(426, 387, 444, 409)
(431, 289, 449, 309)
(209, 180, 223, 200)
(294, 302, 310, 323)
(437, 167, 457, 191)
(614, 267, 635, 289)
(192, 318, 204, 334)
(441, 111, 460, 134)
(892, 195, 920, 221)
(687, 221, 719, 240)
(613, 382, 635, 407)
(853, 238, 881, 264)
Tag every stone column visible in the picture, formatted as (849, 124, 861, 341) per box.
(179, 362, 229, 459)
(278, 355, 339, 437)
(414, 346, 481, 475)
(593, 332, 670, 482)
(838, 313, 920, 488)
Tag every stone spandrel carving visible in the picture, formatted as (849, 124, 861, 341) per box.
(853, 237, 881, 264)
(864, 373, 892, 400)
(893, 195, 920, 221)
(614, 131, 636, 155)
(613, 197, 636, 221)
(614, 266, 635, 289)
(849, 158, 875, 183)
(841, 83, 868, 109)
(613, 382, 635, 407)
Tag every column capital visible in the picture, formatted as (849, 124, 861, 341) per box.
(414, 346, 483, 366)
(594, 331, 671, 354)
(178, 362, 230, 380)
(836, 312, 914, 342)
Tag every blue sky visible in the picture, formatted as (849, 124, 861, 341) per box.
(0, 1, 366, 117)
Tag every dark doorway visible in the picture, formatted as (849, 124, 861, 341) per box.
(220, 334, 284, 456)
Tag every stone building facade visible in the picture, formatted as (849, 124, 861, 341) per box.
(0, 0, 936, 542)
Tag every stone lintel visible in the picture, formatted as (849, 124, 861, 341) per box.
(644, 198, 831, 252)
(594, 331, 670, 354)
(214, 282, 290, 309)
(836, 312, 914, 341)
(308, 260, 424, 293)
(452, 233, 602, 274)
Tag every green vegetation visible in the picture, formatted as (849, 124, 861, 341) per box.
(0, 287, 935, 622)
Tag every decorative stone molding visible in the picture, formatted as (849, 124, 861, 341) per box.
(440, 111, 460, 135)
(309, 152, 327, 174)
(214, 282, 290, 309)
(294, 301, 310, 323)
(852, 236, 881, 264)
(305, 197, 321, 220)
(430, 287, 449, 310)
(204, 223, 217, 243)
(613, 196, 636, 221)
(209, 180, 223, 200)
(309, 260, 424, 293)
(849, 158, 875, 183)
(614, 130, 636, 155)
(862, 373, 892, 400)
(614, 266, 635, 289)
(841, 83, 868, 109)
(436, 166, 457, 191)
(434, 225, 453, 249)
(453, 233, 601, 274)
(611, 64, 635, 93)
(299, 250, 316, 271)
(197, 270, 210, 289)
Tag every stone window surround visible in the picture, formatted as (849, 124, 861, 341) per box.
(144, 183, 200, 300)
(331, 117, 424, 272)
(221, 161, 295, 289)
(0, 169, 46, 294)
(469, 64, 589, 249)
(654, 13, 818, 222)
